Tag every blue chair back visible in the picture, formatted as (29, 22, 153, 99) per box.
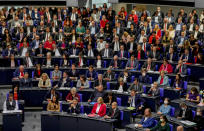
(120, 111, 124, 120)
(143, 85, 146, 93)
(187, 68, 191, 75)
(89, 81, 92, 88)
(153, 120, 158, 127)
(183, 81, 187, 90)
(168, 79, 172, 85)
(60, 101, 62, 112)
(117, 97, 122, 106)
(50, 71, 52, 79)
(107, 82, 110, 90)
(159, 88, 164, 98)
(170, 107, 175, 117)
(80, 105, 84, 113)
(32, 71, 34, 79)
(192, 110, 196, 118)
(78, 93, 83, 102)
(104, 61, 107, 68)
(155, 65, 158, 71)
(149, 77, 152, 84)
(131, 76, 135, 83)
(169, 124, 173, 131)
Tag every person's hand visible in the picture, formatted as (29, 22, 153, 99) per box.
(157, 111, 162, 115)
(79, 87, 84, 90)
(146, 129, 150, 131)
(138, 106, 142, 110)
(88, 99, 91, 102)
(138, 124, 142, 128)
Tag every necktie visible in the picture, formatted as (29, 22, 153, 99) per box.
(179, 66, 182, 73)
(79, 58, 81, 67)
(111, 110, 115, 117)
(164, 23, 167, 32)
(144, 43, 146, 52)
(138, 51, 141, 60)
(26, 57, 29, 67)
(147, 64, 150, 70)
(131, 61, 134, 68)
(114, 61, 117, 68)
(88, 50, 91, 57)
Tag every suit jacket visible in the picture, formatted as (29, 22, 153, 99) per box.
(128, 94, 145, 109)
(101, 48, 113, 58)
(166, 53, 178, 62)
(35, 47, 46, 56)
(103, 71, 115, 81)
(109, 60, 121, 68)
(117, 50, 128, 58)
(176, 36, 188, 45)
(2, 49, 16, 57)
(114, 83, 128, 91)
(181, 54, 193, 63)
(126, 59, 139, 69)
(178, 107, 192, 120)
(86, 70, 97, 80)
(68, 104, 80, 114)
(107, 107, 120, 120)
(142, 62, 156, 71)
(157, 76, 170, 86)
(139, 75, 150, 84)
(159, 64, 173, 74)
(135, 50, 146, 60)
(127, 42, 137, 51)
(91, 103, 106, 117)
(75, 57, 87, 67)
(119, 73, 131, 83)
(93, 60, 104, 68)
(19, 47, 32, 56)
(19, 78, 33, 88)
(69, 48, 80, 56)
(174, 64, 187, 75)
(6, 59, 18, 67)
(139, 117, 155, 128)
(44, 90, 60, 100)
(14, 68, 27, 78)
(68, 69, 79, 78)
(57, 77, 70, 87)
(42, 59, 55, 66)
(148, 88, 160, 96)
(94, 80, 106, 88)
(148, 51, 161, 60)
(23, 57, 34, 67)
(31, 40, 41, 49)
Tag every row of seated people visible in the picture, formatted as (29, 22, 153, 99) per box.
(4, 85, 204, 131)
(13, 61, 187, 91)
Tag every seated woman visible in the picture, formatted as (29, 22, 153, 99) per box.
(76, 75, 89, 90)
(159, 59, 173, 74)
(34, 64, 43, 80)
(157, 71, 170, 87)
(43, 52, 54, 67)
(47, 95, 60, 112)
(94, 54, 104, 69)
(186, 87, 200, 103)
(90, 97, 106, 117)
(61, 53, 69, 67)
(66, 87, 80, 103)
(8, 54, 18, 68)
(68, 98, 80, 114)
(11, 85, 20, 101)
(157, 98, 171, 115)
(104, 92, 117, 106)
(146, 115, 170, 131)
(38, 73, 51, 88)
(173, 73, 183, 89)
(192, 108, 204, 131)
(114, 77, 128, 92)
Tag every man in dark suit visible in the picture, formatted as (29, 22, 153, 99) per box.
(109, 55, 121, 69)
(128, 78, 144, 93)
(56, 71, 70, 87)
(86, 44, 96, 58)
(103, 67, 115, 81)
(139, 68, 151, 84)
(23, 52, 34, 67)
(139, 37, 150, 54)
(101, 43, 113, 58)
(128, 89, 146, 115)
(75, 53, 87, 68)
(94, 74, 106, 89)
(19, 72, 32, 88)
(166, 47, 178, 62)
(177, 102, 193, 120)
(142, 57, 156, 71)
(174, 60, 187, 75)
(68, 64, 79, 81)
(35, 43, 46, 57)
(44, 88, 60, 101)
(126, 55, 139, 70)
(180, 48, 193, 63)
(68, 98, 80, 114)
(88, 85, 106, 102)
(117, 45, 128, 59)
(127, 36, 137, 56)
(86, 65, 97, 81)
(148, 46, 161, 61)
(104, 102, 121, 128)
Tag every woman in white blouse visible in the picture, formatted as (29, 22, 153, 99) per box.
(167, 24, 175, 39)
(94, 54, 103, 68)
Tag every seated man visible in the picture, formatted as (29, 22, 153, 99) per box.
(86, 65, 97, 81)
(68, 64, 79, 81)
(103, 67, 115, 81)
(126, 55, 139, 70)
(68, 98, 80, 114)
(135, 108, 155, 128)
(44, 88, 60, 101)
(114, 77, 128, 92)
(128, 89, 145, 114)
(192, 108, 204, 131)
(128, 78, 144, 93)
(177, 103, 193, 131)
(94, 74, 106, 89)
(88, 85, 106, 102)
(109, 55, 121, 69)
(174, 60, 187, 75)
(142, 57, 156, 71)
(52, 64, 62, 81)
(119, 69, 131, 83)
(3, 92, 19, 111)
(19, 72, 33, 88)
(139, 68, 150, 84)
(148, 82, 160, 96)
(104, 102, 121, 128)
(56, 71, 70, 88)
(13, 65, 26, 79)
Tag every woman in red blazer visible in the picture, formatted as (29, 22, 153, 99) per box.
(159, 59, 173, 74)
(91, 97, 106, 117)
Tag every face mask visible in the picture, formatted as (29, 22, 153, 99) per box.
(182, 108, 185, 110)
(164, 101, 168, 104)
(160, 119, 164, 122)
(196, 112, 201, 116)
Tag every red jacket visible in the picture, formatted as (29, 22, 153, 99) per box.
(129, 14, 138, 24)
(159, 64, 173, 74)
(149, 35, 160, 44)
(44, 41, 56, 50)
(66, 93, 80, 102)
(100, 19, 108, 28)
(91, 103, 106, 117)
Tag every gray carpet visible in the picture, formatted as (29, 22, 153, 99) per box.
(22, 112, 41, 131)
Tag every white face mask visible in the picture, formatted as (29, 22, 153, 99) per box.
(196, 112, 201, 116)
(160, 119, 164, 122)
(164, 101, 168, 104)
